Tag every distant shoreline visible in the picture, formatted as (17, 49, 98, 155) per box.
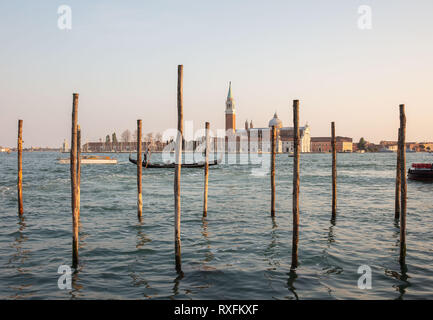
(2, 150, 431, 154)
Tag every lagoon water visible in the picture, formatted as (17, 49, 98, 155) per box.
(0, 152, 432, 299)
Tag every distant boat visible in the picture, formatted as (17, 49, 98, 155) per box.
(408, 163, 433, 181)
(129, 154, 220, 169)
(58, 155, 117, 164)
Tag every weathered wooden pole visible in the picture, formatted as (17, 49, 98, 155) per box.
(291, 99, 300, 270)
(174, 65, 183, 272)
(77, 125, 81, 219)
(17, 119, 23, 216)
(331, 122, 337, 220)
(399, 104, 407, 264)
(203, 122, 210, 217)
(271, 125, 276, 217)
(137, 119, 143, 220)
(70, 93, 79, 268)
(395, 127, 401, 220)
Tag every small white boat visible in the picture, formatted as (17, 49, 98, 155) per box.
(58, 155, 117, 164)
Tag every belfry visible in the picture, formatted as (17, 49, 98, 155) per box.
(225, 81, 236, 133)
(222, 82, 311, 153)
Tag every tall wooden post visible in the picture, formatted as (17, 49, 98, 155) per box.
(77, 125, 81, 219)
(291, 100, 300, 270)
(174, 65, 183, 272)
(70, 93, 79, 268)
(331, 122, 337, 220)
(17, 119, 23, 216)
(271, 125, 276, 217)
(395, 128, 401, 220)
(203, 122, 210, 217)
(399, 104, 407, 264)
(137, 120, 143, 220)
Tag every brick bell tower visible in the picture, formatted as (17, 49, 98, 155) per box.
(225, 81, 236, 133)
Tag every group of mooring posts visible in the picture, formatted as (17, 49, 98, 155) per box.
(14, 65, 409, 272)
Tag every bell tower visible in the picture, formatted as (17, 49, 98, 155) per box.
(225, 81, 236, 133)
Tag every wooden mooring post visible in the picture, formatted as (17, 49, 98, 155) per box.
(174, 65, 183, 272)
(399, 104, 407, 264)
(331, 122, 337, 220)
(70, 93, 79, 268)
(271, 125, 276, 217)
(77, 125, 81, 219)
(137, 119, 143, 220)
(395, 128, 401, 220)
(291, 100, 300, 270)
(17, 119, 23, 216)
(203, 122, 210, 217)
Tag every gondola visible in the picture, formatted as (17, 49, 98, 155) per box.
(128, 154, 220, 168)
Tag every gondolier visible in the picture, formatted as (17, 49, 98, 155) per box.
(128, 154, 221, 169)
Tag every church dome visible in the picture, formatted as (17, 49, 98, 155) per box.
(268, 113, 283, 128)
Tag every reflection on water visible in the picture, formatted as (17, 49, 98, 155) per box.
(395, 263, 410, 300)
(128, 221, 154, 297)
(70, 218, 86, 299)
(136, 222, 151, 250)
(201, 218, 214, 264)
(172, 271, 184, 297)
(330, 214, 336, 228)
(327, 221, 335, 246)
(264, 217, 279, 271)
(382, 213, 412, 300)
(385, 263, 411, 300)
(70, 268, 83, 299)
(9, 217, 28, 268)
(7, 217, 32, 299)
(286, 270, 299, 300)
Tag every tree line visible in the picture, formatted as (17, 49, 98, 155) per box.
(102, 130, 163, 145)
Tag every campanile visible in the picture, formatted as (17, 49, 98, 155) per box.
(225, 82, 236, 133)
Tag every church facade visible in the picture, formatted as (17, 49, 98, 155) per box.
(224, 82, 311, 153)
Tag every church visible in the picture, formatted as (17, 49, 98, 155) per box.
(224, 82, 311, 153)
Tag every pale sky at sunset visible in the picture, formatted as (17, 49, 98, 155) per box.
(1, 0, 433, 148)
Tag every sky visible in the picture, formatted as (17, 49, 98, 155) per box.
(1, 0, 433, 148)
